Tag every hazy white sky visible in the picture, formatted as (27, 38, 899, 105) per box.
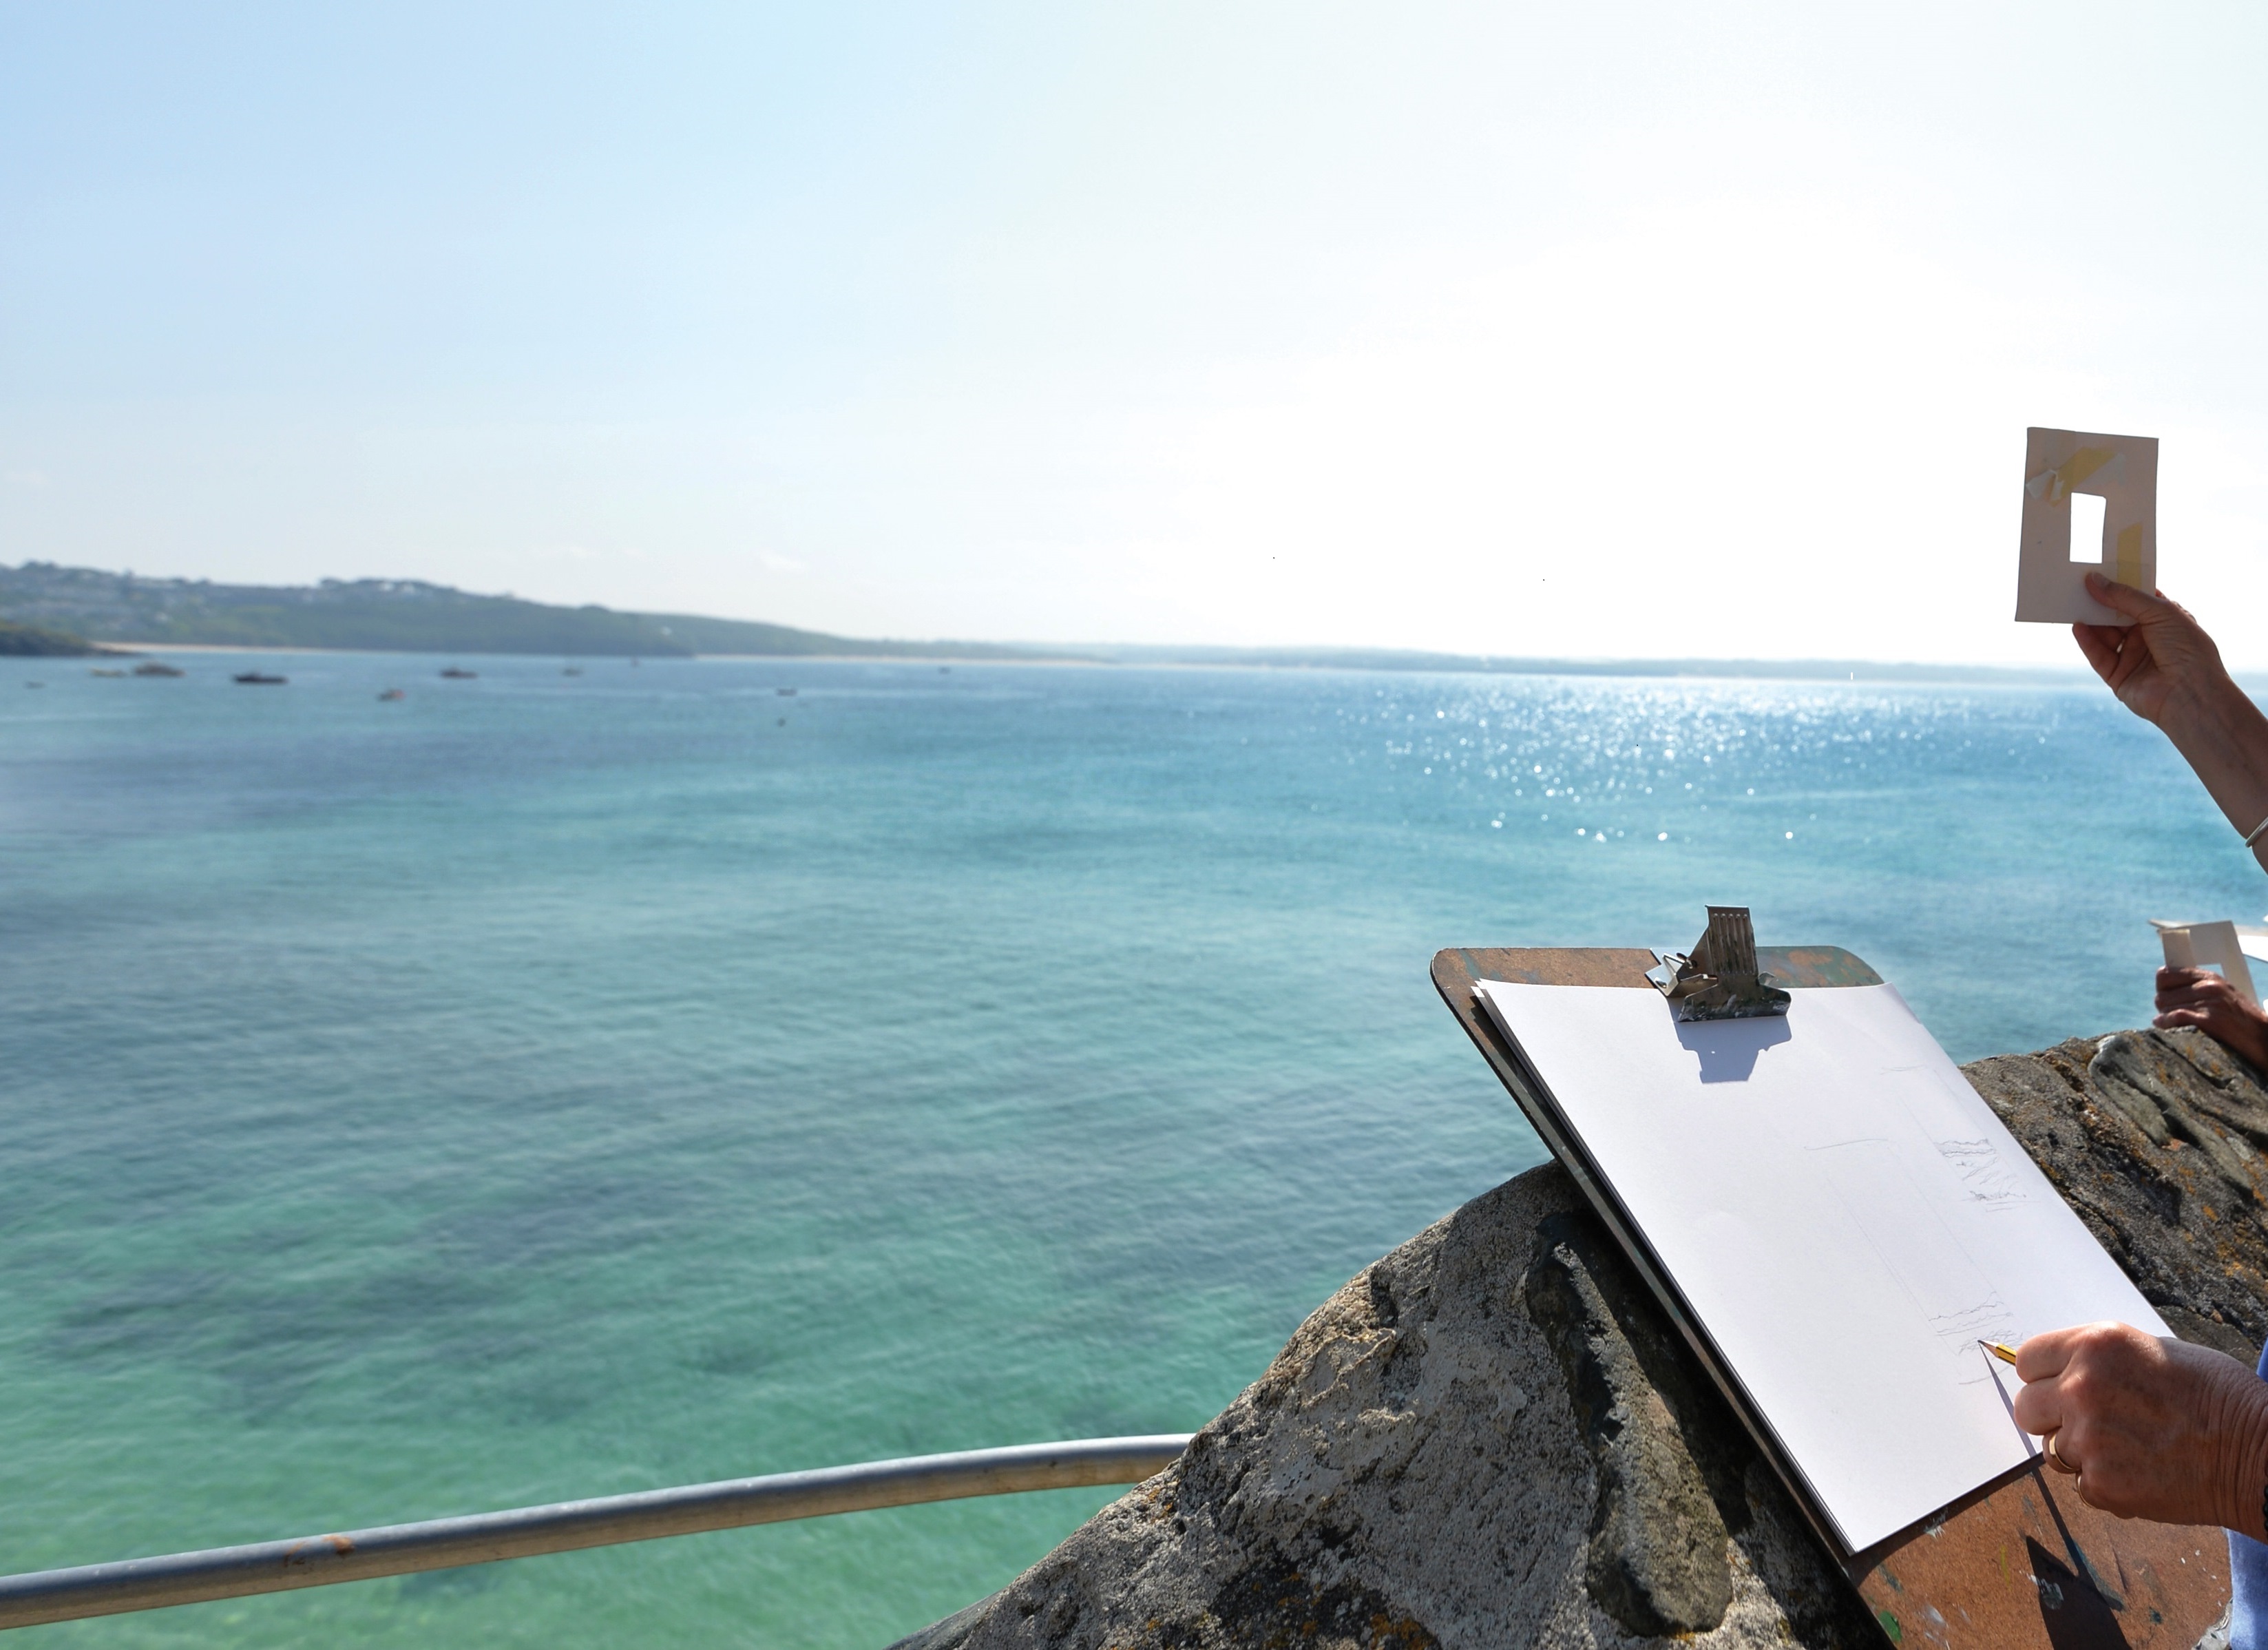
(6, 3, 2268, 662)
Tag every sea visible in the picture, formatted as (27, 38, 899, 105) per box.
(3, 649, 2260, 1647)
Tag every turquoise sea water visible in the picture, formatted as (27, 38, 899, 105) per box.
(4, 651, 2263, 1647)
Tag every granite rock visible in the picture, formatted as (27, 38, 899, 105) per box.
(894, 1028, 2268, 1649)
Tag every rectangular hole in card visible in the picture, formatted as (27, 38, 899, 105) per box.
(2068, 492, 2107, 564)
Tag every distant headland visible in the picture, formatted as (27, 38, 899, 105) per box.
(0, 614, 125, 657)
(1, 561, 2086, 684)
(0, 562, 1060, 662)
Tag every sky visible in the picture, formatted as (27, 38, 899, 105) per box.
(5, 2, 2268, 663)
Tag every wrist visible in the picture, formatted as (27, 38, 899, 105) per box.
(2158, 675, 2268, 836)
(2214, 1368, 2268, 1538)
(2158, 669, 2248, 737)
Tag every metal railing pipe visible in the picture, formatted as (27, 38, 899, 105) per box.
(0, 1434, 1191, 1632)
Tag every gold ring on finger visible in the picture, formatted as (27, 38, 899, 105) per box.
(2043, 1430, 2081, 1476)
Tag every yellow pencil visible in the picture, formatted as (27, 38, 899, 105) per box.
(1980, 1339, 2019, 1366)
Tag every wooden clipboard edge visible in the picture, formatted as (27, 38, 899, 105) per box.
(1842, 1453, 2041, 1574)
(1430, 944, 1882, 1567)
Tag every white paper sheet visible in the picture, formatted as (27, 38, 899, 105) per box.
(1474, 980, 2167, 1554)
(2014, 426, 2158, 625)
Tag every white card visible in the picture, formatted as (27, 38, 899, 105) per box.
(2154, 918, 2260, 1008)
(2014, 427, 2157, 625)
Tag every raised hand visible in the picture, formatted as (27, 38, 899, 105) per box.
(2068, 574, 2268, 851)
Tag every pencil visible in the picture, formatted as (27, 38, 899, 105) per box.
(1980, 1339, 2019, 1366)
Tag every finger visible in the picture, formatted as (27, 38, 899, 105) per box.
(2154, 996, 2220, 1021)
(2156, 1008, 2215, 1031)
(2157, 966, 2235, 991)
(2072, 624, 2123, 680)
(2165, 981, 2244, 1010)
(2156, 981, 2232, 1008)
(2083, 572, 2180, 620)
(2153, 588, 2205, 627)
(2101, 638, 2149, 693)
(2011, 1377, 2063, 1434)
(2016, 1328, 2080, 1381)
(2077, 624, 2142, 685)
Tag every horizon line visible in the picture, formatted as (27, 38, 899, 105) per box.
(5, 559, 2106, 682)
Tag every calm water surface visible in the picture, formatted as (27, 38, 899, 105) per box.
(1, 653, 2257, 1646)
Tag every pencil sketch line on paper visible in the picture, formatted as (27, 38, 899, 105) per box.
(1819, 1138, 2016, 1386)
(1929, 1295, 2019, 1346)
(1936, 1138, 2029, 1210)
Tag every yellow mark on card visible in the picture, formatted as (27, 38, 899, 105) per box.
(2115, 523, 2145, 587)
(2057, 447, 2117, 501)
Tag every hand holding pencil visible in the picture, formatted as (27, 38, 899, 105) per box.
(1991, 1322, 2268, 1538)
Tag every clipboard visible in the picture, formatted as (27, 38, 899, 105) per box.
(1434, 943, 2230, 1650)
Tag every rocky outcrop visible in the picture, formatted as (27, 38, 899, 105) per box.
(1968, 1027, 2268, 1360)
(897, 1027, 2268, 1650)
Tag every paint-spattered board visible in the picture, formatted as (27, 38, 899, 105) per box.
(1432, 946, 2230, 1650)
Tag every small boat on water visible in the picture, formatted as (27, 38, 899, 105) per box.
(439, 667, 477, 680)
(89, 667, 125, 678)
(233, 672, 287, 685)
(562, 666, 582, 676)
(133, 661, 185, 677)
(777, 687, 797, 696)
(378, 688, 406, 701)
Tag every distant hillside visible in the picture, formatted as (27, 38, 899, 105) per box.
(629, 609, 1062, 660)
(0, 563, 1071, 660)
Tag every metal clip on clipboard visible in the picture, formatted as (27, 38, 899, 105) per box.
(1647, 906, 1792, 1022)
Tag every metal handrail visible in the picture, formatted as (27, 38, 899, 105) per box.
(0, 1435, 1191, 1631)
